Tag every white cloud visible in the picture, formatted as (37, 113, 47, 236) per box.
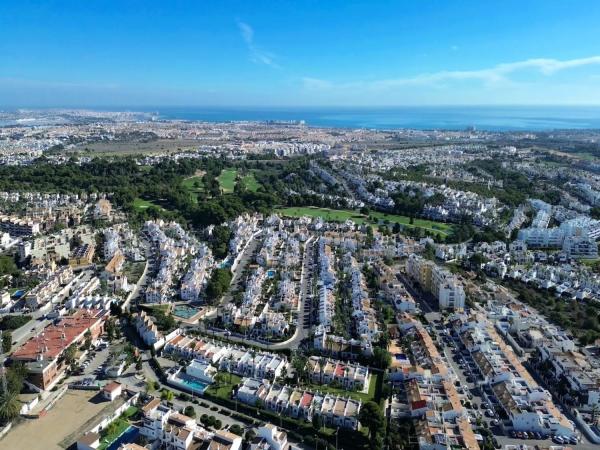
(237, 21, 279, 68)
(303, 55, 600, 91)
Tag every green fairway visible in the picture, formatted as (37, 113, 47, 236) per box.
(242, 173, 261, 192)
(275, 206, 450, 236)
(133, 197, 160, 211)
(182, 175, 205, 203)
(182, 175, 205, 192)
(277, 207, 365, 223)
(218, 169, 237, 193)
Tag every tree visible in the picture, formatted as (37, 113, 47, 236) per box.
(64, 343, 77, 367)
(106, 318, 116, 342)
(312, 413, 323, 432)
(0, 389, 20, 423)
(359, 401, 385, 444)
(160, 389, 174, 401)
(229, 424, 243, 436)
(214, 372, 227, 388)
(83, 329, 92, 350)
(2, 332, 12, 353)
(371, 347, 392, 370)
(184, 405, 196, 418)
(244, 429, 256, 443)
(205, 268, 232, 304)
(145, 380, 158, 393)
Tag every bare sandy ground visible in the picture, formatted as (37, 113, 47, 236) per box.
(1, 390, 111, 450)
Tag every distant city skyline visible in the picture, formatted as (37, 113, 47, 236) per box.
(2, 0, 600, 107)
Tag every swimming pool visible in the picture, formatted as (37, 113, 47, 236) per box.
(173, 305, 200, 319)
(267, 269, 276, 278)
(106, 425, 139, 450)
(394, 353, 408, 361)
(171, 372, 209, 394)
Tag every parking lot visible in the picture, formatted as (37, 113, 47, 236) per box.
(428, 317, 594, 449)
(69, 339, 112, 383)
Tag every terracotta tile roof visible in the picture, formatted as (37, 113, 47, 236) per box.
(12, 309, 104, 361)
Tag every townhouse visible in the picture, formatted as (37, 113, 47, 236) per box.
(180, 243, 214, 302)
(133, 310, 165, 350)
(395, 313, 452, 383)
(235, 377, 362, 430)
(164, 333, 288, 380)
(306, 356, 369, 391)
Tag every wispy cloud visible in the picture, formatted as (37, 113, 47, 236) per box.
(303, 55, 600, 91)
(237, 21, 279, 68)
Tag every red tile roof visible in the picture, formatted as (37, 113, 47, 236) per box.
(300, 392, 314, 407)
(12, 309, 105, 361)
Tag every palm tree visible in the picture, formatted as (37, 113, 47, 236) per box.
(0, 389, 20, 423)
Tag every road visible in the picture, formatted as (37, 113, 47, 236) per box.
(205, 231, 263, 320)
(268, 235, 315, 350)
(122, 238, 151, 311)
(198, 235, 316, 351)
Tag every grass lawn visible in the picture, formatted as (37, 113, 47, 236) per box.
(123, 261, 146, 284)
(275, 206, 450, 236)
(581, 258, 600, 267)
(123, 406, 139, 419)
(303, 372, 380, 403)
(97, 417, 130, 450)
(242, 173, 261, 192)
(132, 197, 160, 211)
(218, 169, 238, 193)
(206, 373, 242, 400)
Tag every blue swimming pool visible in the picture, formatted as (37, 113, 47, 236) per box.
(179, 377, 208, 393)
(267, 269, 276, 278)
(173, 305, 200, 319)
(394, 353, 408, 361)
(106, 425, 139, 450)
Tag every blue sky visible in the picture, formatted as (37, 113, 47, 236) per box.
(2, 0, 600, 106)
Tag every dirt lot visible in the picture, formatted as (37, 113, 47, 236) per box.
(72, 138, 201, 155)
(1, 390, 114, 450)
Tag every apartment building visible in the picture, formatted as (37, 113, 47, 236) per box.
(407, 255, 465, 310)
(25, 265, 74, 309)
(0, 214, 40, 237)
(10, 309, 107, 390)
(140, 398, 242, 450)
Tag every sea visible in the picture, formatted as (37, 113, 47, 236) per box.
(153, 106, 600, 132)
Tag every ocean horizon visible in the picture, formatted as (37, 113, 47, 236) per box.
(5, 105, 600, 131)
(155, 105, 600, 132)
